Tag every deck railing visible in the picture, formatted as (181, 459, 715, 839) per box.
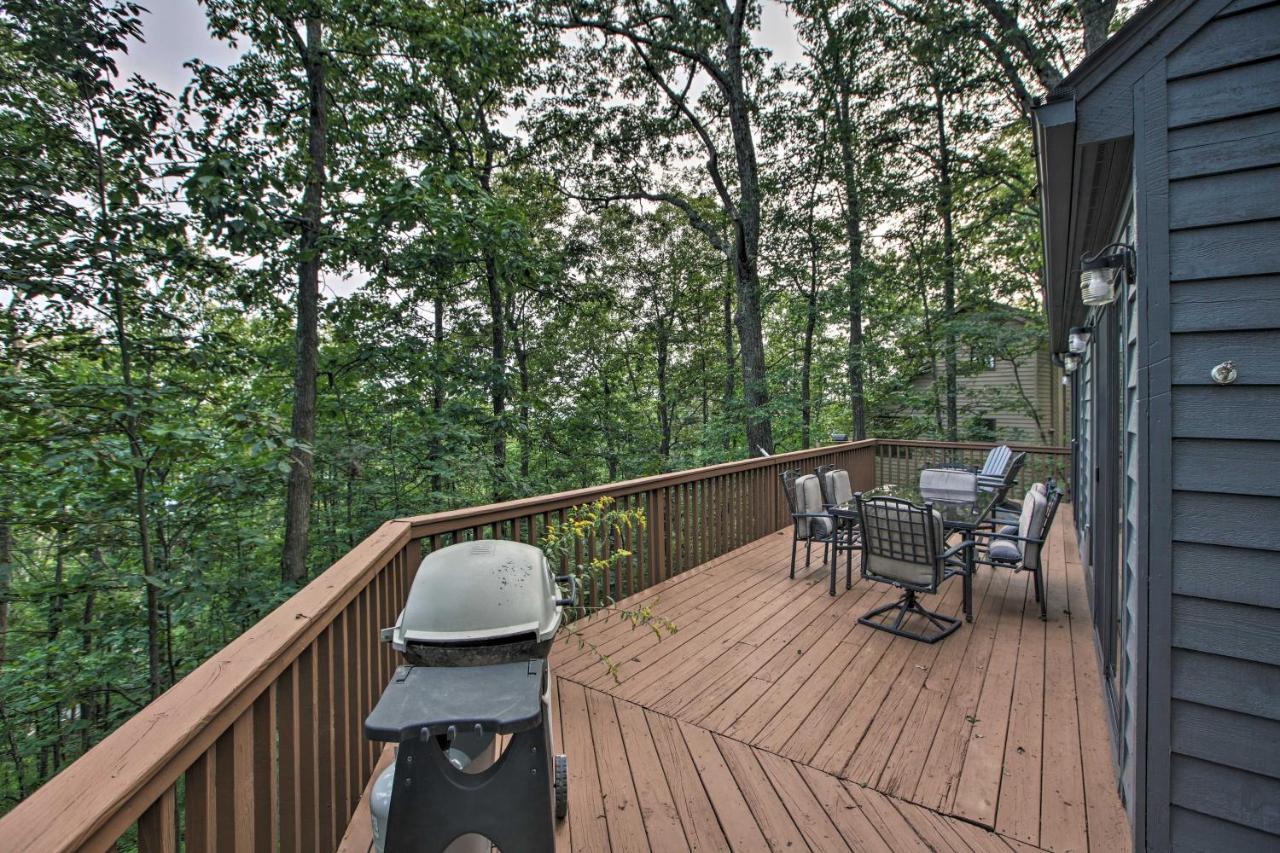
(0, 438, 1068, 851)
(875, 439, 1071, 500)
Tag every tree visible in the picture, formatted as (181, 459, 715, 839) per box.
(792, 0, 884, 440)
(538, 0, 776, 454)
(185, 1, 345, 582)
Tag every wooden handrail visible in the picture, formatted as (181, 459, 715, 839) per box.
(0, 440, 879, 852)
(871, 438, 1069, 455)
(399, 439, 879, 536)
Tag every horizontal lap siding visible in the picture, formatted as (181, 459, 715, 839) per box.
(1165, 4, 1280, 845)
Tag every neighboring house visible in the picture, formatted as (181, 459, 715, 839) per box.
(1033, 0, 1280, 850)
(906, 310, 1070, 445)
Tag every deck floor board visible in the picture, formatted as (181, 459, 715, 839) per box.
(343, 509, 1129, 852)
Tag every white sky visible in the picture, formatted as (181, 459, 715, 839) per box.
(118, 1, 805, 97)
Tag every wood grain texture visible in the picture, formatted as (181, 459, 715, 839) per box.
(1167, 58, 1280, 128)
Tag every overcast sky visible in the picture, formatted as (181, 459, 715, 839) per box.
(117, 0, 805, 96)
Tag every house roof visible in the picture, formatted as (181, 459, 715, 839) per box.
(1031, 0, 1235, 351)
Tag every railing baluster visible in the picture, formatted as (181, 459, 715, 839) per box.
(277, 661, 300, 853)
(252, 684, 279, 850)
(138, 785, 177, 853)
(185, 748, 217, 853)
(297, 646, 319, 853)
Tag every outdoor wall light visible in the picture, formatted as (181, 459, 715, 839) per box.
(1069, 326, 1092, 354)
(1080, 243, 1135, 306)
(1063, 353, 1081, 374)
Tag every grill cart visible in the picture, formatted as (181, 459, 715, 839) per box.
(366, 540, 576, 852)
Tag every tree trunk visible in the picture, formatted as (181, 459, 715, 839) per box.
(835, 90, 866, 440)
(484, 249, 506, 498)
(90, 97, 163, 696)
(721, 276, 736, 450)
(478, 138, 507, 499)
(517, 343, 530, 479)
(0, 504, 10, 671)
(935, 87, 959, 442)
(724, 29, 773, 455)
(1078, 0, 1118, 54)
(801, 282, 817, 449)
(79, 590, 96, 752)
(656, 317, 672, 460)
(281, 16, 328, 583)
(431, 292, 445, 495)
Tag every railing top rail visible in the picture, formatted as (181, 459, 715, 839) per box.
(874, 438, 1070, 455)
(0, 520, 413, 853)
(400, 439, 878, 537)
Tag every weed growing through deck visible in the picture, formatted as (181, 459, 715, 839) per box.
(540, 496, 677, 681)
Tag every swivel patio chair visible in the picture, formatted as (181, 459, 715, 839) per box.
(972, 484, 1062, 620)
(781, 469, 838, 580)
(854, 495, 974, 643)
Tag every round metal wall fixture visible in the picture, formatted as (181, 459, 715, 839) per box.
(1211, 361, 1238, 386)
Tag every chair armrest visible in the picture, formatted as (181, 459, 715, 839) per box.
(969, 530, 1045, 546)
(940, 540, 975, 560)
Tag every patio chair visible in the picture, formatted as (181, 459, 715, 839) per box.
(975, 445, 1014, 490)
(781, 470, 838, 580)
(973, 485, 1062, 620)
(817, 466, 861, 595)
(980, 452, 1029, 527)
(989, 480, 1045, 527)
(854, 495, 973, 643)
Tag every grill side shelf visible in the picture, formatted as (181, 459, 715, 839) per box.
(365, 660, 546, 742)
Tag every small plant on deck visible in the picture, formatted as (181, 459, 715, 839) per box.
(539, 496, 677, 681)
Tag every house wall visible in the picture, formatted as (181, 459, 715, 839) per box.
(909, 349, 1064, 443)
(1141, 1, 1280, 848)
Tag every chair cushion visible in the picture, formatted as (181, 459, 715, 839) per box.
(794, 474, 831, 538)
(1017, 490, 1049, 565)
(980, 445, 1013, 477)
(989, 538, 1021, 563)
(919, 468, 978, 502)
(826, 469, 854, 507)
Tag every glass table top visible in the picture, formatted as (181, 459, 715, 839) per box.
(840, 483, 998, 529)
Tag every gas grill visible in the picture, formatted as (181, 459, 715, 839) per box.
(366, 539, 575, 853)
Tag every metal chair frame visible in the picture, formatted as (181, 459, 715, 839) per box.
(780, 469, 839, 580)
(970, 486, 1063, 620)
(815, 466, 862, 596)
(854, 495, 973, 643)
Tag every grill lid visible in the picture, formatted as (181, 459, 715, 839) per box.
(391, 540, 564, 656)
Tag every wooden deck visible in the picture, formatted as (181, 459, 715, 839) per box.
(342, 509, 1130, 853)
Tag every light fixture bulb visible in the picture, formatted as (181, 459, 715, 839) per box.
(1081, 267, 1118, 306)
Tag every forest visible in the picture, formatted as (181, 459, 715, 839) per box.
(0, 0, 1121, 812)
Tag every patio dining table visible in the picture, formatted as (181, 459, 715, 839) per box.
(835, 483, 998, 622)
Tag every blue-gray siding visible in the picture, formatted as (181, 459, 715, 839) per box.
(1164, 1, 1280, 847)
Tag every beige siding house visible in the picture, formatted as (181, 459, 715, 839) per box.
(909, 346, 1069, 445)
